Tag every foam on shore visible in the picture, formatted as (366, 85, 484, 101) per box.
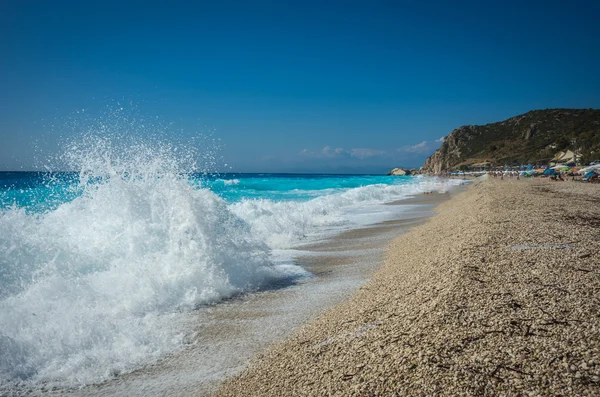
(9, 190, 455, 397)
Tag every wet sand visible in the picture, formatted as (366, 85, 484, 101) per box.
(23, 190, 461, 397)
(215, 177, 600, 396)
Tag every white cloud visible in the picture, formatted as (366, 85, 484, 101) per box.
(350, 148, 386, 159)
(323, 146, 351, 157)
(300, 146, 386, 159)
(397, 141, 431, 154)
(304, 146, 349, 158)
(397, 138, 444, 154)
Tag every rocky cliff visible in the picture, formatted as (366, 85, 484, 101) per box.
(423, 109, 600, 172)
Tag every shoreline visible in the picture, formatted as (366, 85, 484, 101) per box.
(215, 177, 600, 396)
(21, 186, 462, 397)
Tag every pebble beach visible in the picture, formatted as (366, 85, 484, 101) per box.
(215, 177, 600, 396)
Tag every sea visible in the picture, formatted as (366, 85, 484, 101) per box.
(0, 140, 464, 393)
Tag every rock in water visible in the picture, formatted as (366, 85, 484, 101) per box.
(386, 168, 411, 176)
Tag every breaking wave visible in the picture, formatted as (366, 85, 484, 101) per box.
(0, 136, 304, 387)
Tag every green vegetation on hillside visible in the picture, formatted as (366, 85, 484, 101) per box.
(429, 109, 600, 169)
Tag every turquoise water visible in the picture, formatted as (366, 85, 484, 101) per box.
(0, 167, 461, 389)
(204, 173, 412, 201)
(0, 172, 411, 211)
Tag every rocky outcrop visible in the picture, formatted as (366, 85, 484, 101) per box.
(386, 168, 411, 176)
(423, 109, 600, 172)
(422, 125, 480, 173)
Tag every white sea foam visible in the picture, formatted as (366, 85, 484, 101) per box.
(222, 178, 240, 185)
(0, 137, 305, 388)
(231, 178, 462, 248)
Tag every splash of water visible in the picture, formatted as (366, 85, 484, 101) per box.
(0, 133, 301, 387)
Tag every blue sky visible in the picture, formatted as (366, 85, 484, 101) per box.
(1, 0, 599, 173)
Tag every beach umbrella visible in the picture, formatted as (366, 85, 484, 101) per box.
(584, 171, 596, 179)
(578, 164, 600, 174)
(543, 168, 556, 176)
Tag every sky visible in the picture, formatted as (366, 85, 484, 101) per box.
(1, 0, 599, 173)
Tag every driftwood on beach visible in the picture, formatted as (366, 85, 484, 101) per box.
(215, 177, 600, 396)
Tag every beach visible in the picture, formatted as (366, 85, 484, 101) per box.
(215, 177, 600, 396)
(0, 173, 465, 396)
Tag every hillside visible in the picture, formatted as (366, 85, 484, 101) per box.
(423, 109, 600, 173)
